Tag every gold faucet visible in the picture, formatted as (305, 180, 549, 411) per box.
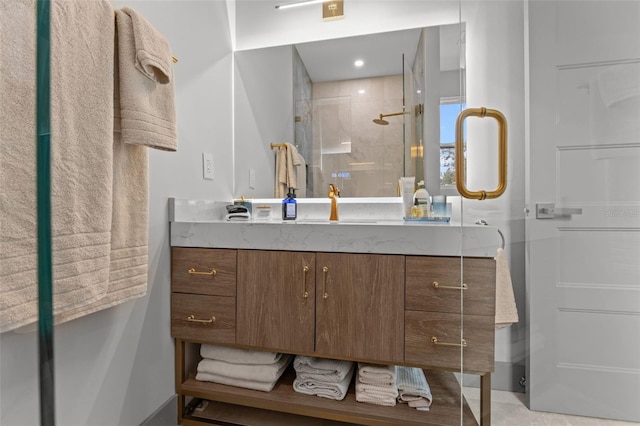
(328, 184, 340, 221)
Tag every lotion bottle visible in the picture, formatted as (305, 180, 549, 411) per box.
(282, 187, 297, 220)
(413, 180, 431, 218)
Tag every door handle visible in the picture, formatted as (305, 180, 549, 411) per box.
(455, 107, 508, 200)
(536, 203, 583, 219)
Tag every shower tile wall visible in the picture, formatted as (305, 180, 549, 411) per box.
(311, 75, 404, 197)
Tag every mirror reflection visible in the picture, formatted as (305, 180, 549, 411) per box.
(234, 23, 464, 198)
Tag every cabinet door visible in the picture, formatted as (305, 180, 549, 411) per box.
(315, 252, 404, 363)
(237, 250, 315, 353)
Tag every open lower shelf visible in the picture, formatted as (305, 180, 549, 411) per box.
(179, 367, 478, 426)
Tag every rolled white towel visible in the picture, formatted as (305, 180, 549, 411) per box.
(396, 366, 432, 410)
(200, 344, 282, 365)
(355, 367, 398, 407)
(293, 356, 354, 383)
(357, 362, 396, 385)
(293, 363, 355, 401)
(197, 354, 292, 383)
(195, 371, 278, 392)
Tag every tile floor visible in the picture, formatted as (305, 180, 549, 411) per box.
(462, 387, 640, 425)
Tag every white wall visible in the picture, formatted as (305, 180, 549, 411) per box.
(0, 1, 234, 425)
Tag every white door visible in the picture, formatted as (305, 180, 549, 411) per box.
(528, 1, 640, 422)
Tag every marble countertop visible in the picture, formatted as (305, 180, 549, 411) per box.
(169, 198, 500, 257)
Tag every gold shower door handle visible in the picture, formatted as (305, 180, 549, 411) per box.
(302, 265, 310, 298)
(455, 107, 507, 200)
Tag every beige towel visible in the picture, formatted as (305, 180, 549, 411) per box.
(116, 7, 177, 151)
(197, 354, 293, 383)
(495, 248, 519, 328)
(293, 363, 354, 401)
(194, 372, 279, 393)
(0, 0, 114, 333)
(357, 362, 396, 385)
(32, 6, 179, 328)
(200, 344, 283, 365)
(293, 356, 354, 383)
(355, 366, 398, 407)
(274, 143, 302, 198)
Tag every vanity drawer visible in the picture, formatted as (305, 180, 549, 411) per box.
(172, 247, 236, 297)
(405, 256, 495, 316)
(171, 293, 236, 344)
(405, 311, 494, 373)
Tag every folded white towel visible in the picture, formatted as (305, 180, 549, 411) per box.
(293, 356, 354, 383)
(197, 354, 292, 383)
(357, 362, 396, 385)
(293, 363, 354, 401)
(195, 371, 279, 393)
(355, 368, 398, 407)
(396, 366, 432, 410)
(495, 248, 519, 328)
(200, 345, 283, 365)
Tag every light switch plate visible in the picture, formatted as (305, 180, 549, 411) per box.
(203, 153, 214, 180)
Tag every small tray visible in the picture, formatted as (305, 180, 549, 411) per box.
(403, 216, 451, 223)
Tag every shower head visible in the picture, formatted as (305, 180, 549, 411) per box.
(373, 115, 389, 125)
(372, 111, 407, 125)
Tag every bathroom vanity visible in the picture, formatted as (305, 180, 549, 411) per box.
(169, 199, 498, 426)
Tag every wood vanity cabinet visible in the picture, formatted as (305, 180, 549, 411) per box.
(171, 246, 495, 426)
(237, 250, 405, 363)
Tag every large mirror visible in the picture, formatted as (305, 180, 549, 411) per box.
(234, 18, 464, 198)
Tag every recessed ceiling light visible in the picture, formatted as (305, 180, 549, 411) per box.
(358, 89, 366, 94)
(354, 59, 364, 67)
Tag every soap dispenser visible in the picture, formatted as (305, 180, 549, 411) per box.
(282, 187, 297, 221)
(413, 180, 431, 218)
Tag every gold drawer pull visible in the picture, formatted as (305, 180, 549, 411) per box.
(187, 315, 216, 324)
(302, 265, 310, 298)
(432, 281, 468, 290)
(431, 336, 467, 347)
(322, 266, 329, 299)
(188, 268, 217, 276)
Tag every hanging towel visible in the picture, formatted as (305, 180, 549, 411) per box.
(274, 143, 303, 198)
(201, 344, 283, 365)
(0, 0, 114, 332)
(36, 6, 179, 328)
(495, 248, 519, 328)
(396, 366, 433, 411)
(355, 366, 398, 407)
(293, 362, 354, 401)
(197, 354, 293, 383)
(357, 362, 397, 385)
(116, 7, 177, 151)
(292, 146, 307, 198)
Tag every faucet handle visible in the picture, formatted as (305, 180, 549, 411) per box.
(329, 184, 340, 198)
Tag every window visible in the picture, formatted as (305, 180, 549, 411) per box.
(439, 99, 465, 192)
